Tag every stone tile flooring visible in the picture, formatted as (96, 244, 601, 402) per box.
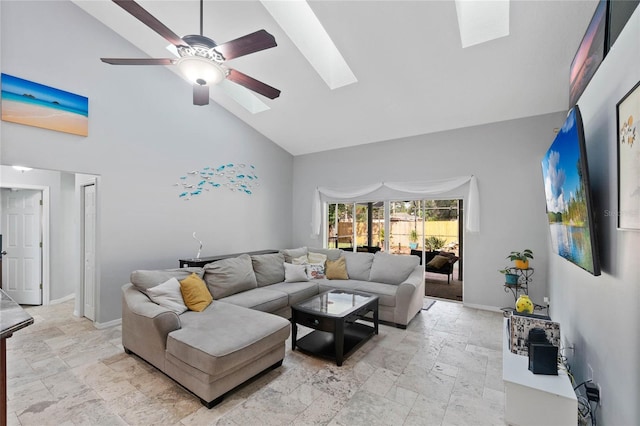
(6, 300, 505, 425)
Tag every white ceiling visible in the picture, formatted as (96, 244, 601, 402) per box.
(71, 0, 599, 156)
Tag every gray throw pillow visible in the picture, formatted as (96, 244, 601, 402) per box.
(368, 252, 420, 285)
(342, 252, 374, 281)
(251, 253, 286, 287)
(204, 254, 258, 299)
(130, 267, 204, 292)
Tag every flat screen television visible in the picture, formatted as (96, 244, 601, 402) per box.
(541, 106, 601, 276)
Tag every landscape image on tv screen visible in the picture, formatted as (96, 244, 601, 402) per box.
(541, 107, 601, 275)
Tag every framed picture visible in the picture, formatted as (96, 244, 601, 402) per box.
(617, 80, 640, 230)
(1, 73, 88, 136)
(569, 0, 608, 108)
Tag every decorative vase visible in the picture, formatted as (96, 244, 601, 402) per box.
(505, 273, 519, 286)
(409, 242, 418, 250)
(516, 294, 534, 314)
(515, 259, 529, 269)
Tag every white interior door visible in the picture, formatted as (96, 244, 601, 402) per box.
(1, 188, 42, 305)
(82, 184, 96, 321)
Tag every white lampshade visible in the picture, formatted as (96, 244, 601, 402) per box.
(176, 56, 226, 86)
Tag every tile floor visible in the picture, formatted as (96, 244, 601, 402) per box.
(6, 299, 505, 425)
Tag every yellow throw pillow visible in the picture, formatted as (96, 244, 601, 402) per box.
(179, 273, 212, 312)
(325, 257, 349, 280)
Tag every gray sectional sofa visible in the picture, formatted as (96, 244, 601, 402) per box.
(122, 247, 424, 407)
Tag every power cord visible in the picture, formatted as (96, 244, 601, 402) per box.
(574, 380, 599, 426)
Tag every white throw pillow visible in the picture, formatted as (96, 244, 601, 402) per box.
(146, 277, 188, 314)
(308, 252, 327, 265)
(284, 262, 309, 282)
(291, 255, 309, 265)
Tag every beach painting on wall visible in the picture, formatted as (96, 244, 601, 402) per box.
(1, 73, 88, 136)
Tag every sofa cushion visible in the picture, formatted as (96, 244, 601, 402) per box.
(218, 288, 288, 313)
(284, 262, 309, 282)
(146, 277, 187, 314)
(368, 252, 420, 285)
(130, 267, 204, 292)
(251, 253, 285, 287)
(315, 278, 363, 293)
(308, 247, 342, 261)
(342, 252, 374, 281)
(325, 257, 349, 280)
(354, 281, 397, 307)
(204, 254, 257, 299)
(265, 281, 319, 305)
(180, 273, 213, 312)
(280, 247, 308, 263)
(166, 302, 290, 377)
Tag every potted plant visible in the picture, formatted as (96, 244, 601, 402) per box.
(425, 236, 446, 252)
(507, 249, 534, 269)
(409, 229, 419, 250)
(499, 268, 519, 285)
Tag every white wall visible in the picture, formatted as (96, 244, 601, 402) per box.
(0, 166, 77, 301)
(548, 7, 640, 426)
(1, 1, 293, 323)
(292, 111, 566, 310)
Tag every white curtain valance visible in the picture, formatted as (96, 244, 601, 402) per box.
(312, 175, 480, 236)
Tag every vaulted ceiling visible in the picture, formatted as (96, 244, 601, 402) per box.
(72, 0, 599, 155)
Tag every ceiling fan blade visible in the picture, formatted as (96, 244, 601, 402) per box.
(101, 58, 176, 65)
(112, 0, 189, 48)
(214, 30, 277, 61)
(193, 84, 209, 106)
(227, 69, 280, 100)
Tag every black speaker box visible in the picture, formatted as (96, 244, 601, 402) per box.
(528, 343, 558, 375)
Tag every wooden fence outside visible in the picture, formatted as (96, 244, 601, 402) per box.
(332, 220, 458, 251)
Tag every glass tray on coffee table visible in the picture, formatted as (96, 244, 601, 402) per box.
(291, 289, 378, 366)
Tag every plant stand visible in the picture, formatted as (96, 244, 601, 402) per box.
(501, 267, 548, 315)
(503, 267, 534, 303)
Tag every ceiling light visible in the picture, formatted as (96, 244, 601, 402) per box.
(455, 0, 510, 48)
(12, 165, 32, 173)
(261, 0, 357, 90)
(176, 56, 226, 86)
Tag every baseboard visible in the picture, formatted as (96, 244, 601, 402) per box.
(94, 318, 122, 329)
(463, 302, 503, 313)
(49, 293, 75, 305)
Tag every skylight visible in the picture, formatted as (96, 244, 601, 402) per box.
(455, 0, 510, 48)
(261, 0, 357, 90)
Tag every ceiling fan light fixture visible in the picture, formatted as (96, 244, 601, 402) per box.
(177, 56, 226, 86)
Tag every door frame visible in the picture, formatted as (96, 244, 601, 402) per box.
(77, 176, 98, 320)
(0, 183, 50, 304)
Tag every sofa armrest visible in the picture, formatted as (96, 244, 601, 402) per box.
(122, 283, 181, 370)
(395, 265, 425, 326)
(124, 284, 178, 319)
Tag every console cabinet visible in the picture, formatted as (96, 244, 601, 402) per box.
(502, 318, 577, 426)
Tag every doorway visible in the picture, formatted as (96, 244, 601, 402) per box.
(422, 199, 463, 302)
(0, 188, 44, 305)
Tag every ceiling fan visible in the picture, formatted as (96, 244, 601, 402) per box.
(101, 0, 280, 106)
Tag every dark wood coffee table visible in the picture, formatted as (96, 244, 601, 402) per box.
(291, 289, 378, 366)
